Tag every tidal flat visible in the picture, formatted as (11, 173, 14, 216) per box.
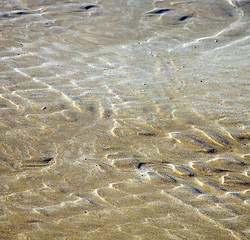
(0, 0, 249, 239)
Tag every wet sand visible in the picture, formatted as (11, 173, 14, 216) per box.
(0, 0, 249, 239)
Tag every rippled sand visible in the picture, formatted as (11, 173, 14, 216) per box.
(0, 0, 249, 239)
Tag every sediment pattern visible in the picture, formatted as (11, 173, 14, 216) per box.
(0, 0, 249, 239)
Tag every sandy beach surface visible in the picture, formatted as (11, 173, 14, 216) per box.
(0, 0, 249, 239)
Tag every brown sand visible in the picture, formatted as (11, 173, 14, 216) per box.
(0, 0, 249, 239)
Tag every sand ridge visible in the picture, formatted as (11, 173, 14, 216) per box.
(0, 0, 249, 239)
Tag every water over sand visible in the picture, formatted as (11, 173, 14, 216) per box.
(0, 0, 249, 239)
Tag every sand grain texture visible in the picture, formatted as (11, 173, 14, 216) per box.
(0, 0, 249, 239)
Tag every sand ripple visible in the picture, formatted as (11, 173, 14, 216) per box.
(0, 0, 249, 239)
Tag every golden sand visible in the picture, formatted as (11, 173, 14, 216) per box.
(0, 0, 249, 239)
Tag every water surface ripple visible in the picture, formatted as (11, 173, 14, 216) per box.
(0, 0, 249, 239)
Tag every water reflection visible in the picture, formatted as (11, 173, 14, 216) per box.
(0, 0, 249, 239)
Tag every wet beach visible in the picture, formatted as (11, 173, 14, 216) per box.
(0, 0, 249, 239)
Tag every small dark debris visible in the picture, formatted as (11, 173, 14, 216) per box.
(189, 172, 194, 177)
(146, 9, 171, 15)
(42, 106, 47, 110)
(41, 157, 53, 163)
(81, 5, 97, 10)
(238, 181, 250, 186)
(214, 168, 231, 173)
(27, 219, 42, 223)
(178, 15, 190, 22)
(88, 106, 94, 112)
(138, 162, 146, 169)
(237, 135, 250, 141)
(103, 109, 111, 118)
(207, 148, 216, 153)
(137, 132, 156, 136)
(45, 22, 53, 26)
(16, 11, 29, 15)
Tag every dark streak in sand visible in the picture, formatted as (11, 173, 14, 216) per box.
(191, 137, 216, 153)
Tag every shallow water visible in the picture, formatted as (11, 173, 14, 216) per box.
(0, 0, 249, 239)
